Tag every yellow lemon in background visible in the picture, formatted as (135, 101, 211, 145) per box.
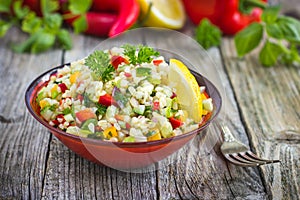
(138, 0, 186, 29)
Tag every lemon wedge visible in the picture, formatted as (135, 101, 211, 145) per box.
(168, 59, 202, 122)
(138, 0, 186, 29)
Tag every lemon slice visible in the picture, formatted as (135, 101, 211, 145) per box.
(138, 0, 186, 29)
(168, 59, 202, 122)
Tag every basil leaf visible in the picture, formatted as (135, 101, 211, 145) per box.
(22, 12, 42, 34)
(195, 18, 221, 50)
(281, 45, 300, 65)
(277, 16, 300, 43)
(72, 15, 87, 34)
(0, 0, 12, 13)
(234, 23, 263, 57)
(30, 31, 56, 53)
(0, 20, 12, 37)
(57, 29, 72, 50)
(13, 0, 30, 19)
(261, 5, 281, 24)
(44, 14, 63, 33)
(266, 23, 284, 39)
(69, 0, 92, 14)
(41, 0, 59, 16)
(259, 40, 283, 67)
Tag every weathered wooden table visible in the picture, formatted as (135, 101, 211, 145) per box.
(1, 2, 299, 199)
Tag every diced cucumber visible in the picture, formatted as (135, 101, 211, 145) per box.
(64, 113, 74, 122)
(81, 118, 98, 131)
(160, 122, 173, 138)
(123, 136, 135, 142)
(40, 107, 54, 121)
(133, 105, 145, 115)
(136, 67, 151, 77)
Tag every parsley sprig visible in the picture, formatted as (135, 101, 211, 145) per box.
(85, 50, 115, 82)
(122, 44, 159, 65)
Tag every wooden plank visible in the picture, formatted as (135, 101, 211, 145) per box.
(221, 37, 300, 199)
(0, 28, 62, 199)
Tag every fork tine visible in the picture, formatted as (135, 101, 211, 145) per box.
(239, 152, 270, 165)
(246, 151, 281, 164)
(224, 154, 260, 166)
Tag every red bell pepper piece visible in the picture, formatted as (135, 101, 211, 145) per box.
(169, 117, 183, 129)
(58, 83, 68, 93)
(153, 59, 163, 66)
(98, 93, 116, 106)
(111, 55, 129, 69)
(182, 0, 267, 35)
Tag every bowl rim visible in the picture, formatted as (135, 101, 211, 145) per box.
(25, 63, 222, 148)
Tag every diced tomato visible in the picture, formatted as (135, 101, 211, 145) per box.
(169, 117, 183, 129)
(98, 94, 116, 106)
(75, 109, 97, 123)
(124, 72, 132, 78)
(153, 101, 160, 111)
(56, 114, 66, 124)
(153, 59, 163, 66)
(111, 55, 129, 69)
(125, 122, 131, 130)
(58, 83, 68, 93)
(50, 119, 59, 126)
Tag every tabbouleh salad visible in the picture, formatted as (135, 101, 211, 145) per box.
(36, 44, 213, 142)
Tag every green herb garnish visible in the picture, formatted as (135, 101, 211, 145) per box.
(122, 44, 159, 65)
(234, 5, 300, 67)
(195, 18, 222, 50)
(85, 50, 115, 82)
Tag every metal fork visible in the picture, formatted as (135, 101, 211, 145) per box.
(219, 122, 281, 166)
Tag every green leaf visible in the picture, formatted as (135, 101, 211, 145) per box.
(261, 5, 281, 24)
(41, 0, 59, 16)
(280, 44, 300, 65)
(57, 29, 72, 50)
(0, 0, 12, 13)
(69, 0, 92, 14)
(22, 12, 42, 34)
(0, 20, 12, 37)
(195, 18, 222, 50)
(234, 22, 263, 57)
(30, 31, 56, 53)
(259, 40, 283, 67)
(276, 16, 300, 43)
(72, 15, 87, 34)
(266, 23, 284, 39)
(44, 14, 63, 33)
(13, 0, 30, 19)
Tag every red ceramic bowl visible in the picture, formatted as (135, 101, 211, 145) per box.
(25, 56, 222, 170)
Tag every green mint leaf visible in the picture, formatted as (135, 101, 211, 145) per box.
(195, 18, 221, 50)
(0, 0, 12, 13)
(234, 22, 263, 57)
(72, 15, 87, 33)
(57, 29, 72, 50)
(22, 12, 42, 34)
(261, 5, 281, 24)
(259, 40, 283, 67)
(276, 16, 300, 43)
(281, 45, 300, 65)
(30, 31, 56, 53)
(13, 0, 30, 19)
(44, 14, 63, 33)
(41, 0, 59, 16)
(266, 23, 284, 39)
(69, 0, 92, 14)
(85, 50, 114, 82)
(0, 20, 12, 37)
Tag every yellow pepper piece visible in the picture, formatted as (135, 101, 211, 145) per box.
(201, 93, 207, 100)
(39, 99, 49, 109)
(70, 71, 80, 84)
(147, 129, 162, 141)
(103, 126, 118, 139)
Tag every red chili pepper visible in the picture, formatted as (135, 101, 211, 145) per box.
(169, 117, 183, 129)
(98, 93, 116, 106)
(107, 0, 140, 37)
(182, 0, 267, 35)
